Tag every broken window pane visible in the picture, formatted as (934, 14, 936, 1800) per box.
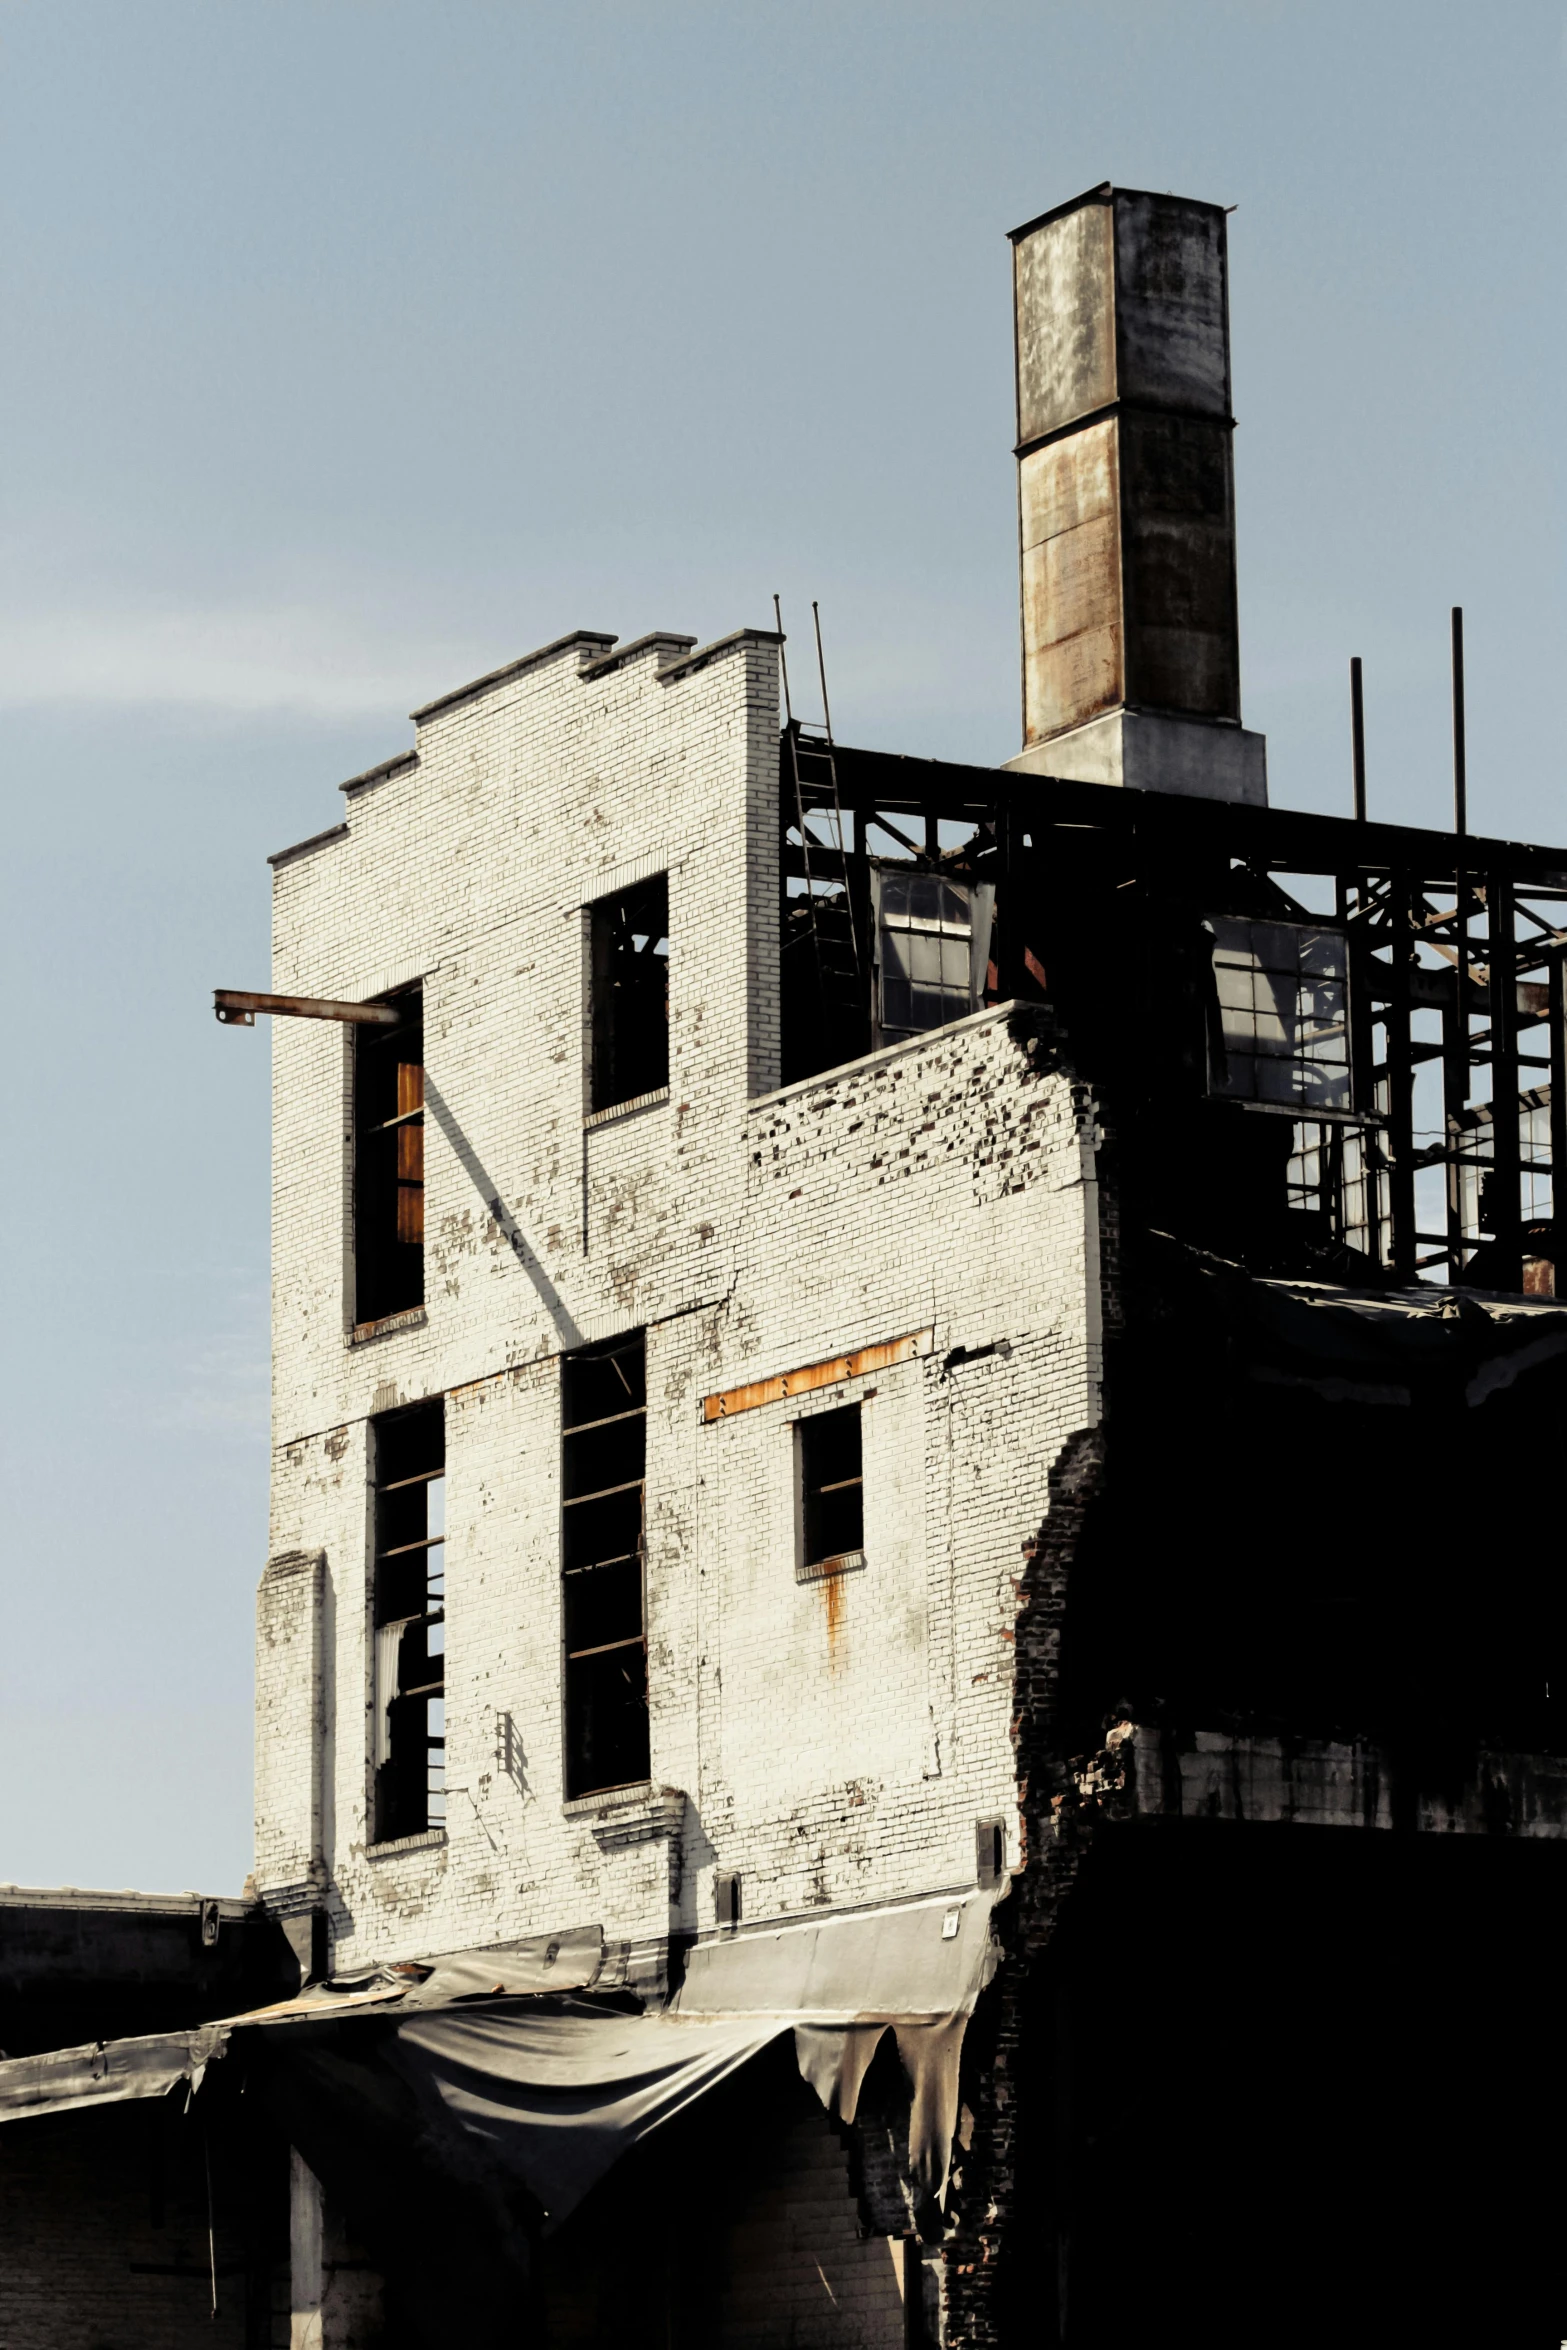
(799, 1404, 864, 1569)
(371, 1399, 445, 1842)
(562, 1331, 649, 1798)
(590, 877, 669, 1111)
(354, 986, 425, 1324)
(1208, 918, 1351, 1114)
(873, 871, 994, 1045)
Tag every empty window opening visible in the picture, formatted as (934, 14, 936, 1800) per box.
(354, 986, 424, 1324)
(873, 872, 994, 1046)
(562, 1331, 649, 1798)
(799, 1404, 864, 1572)
(1208, 919, 1351, 1114)
(372, 1399, 445, 1843)
(590, 877, 669, 1111)
(715, 1871, 742, 1934)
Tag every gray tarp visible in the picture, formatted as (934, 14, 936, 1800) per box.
(0, 2022, 229, 2120)
(676, 1889, 1001, 2195)
(343, 2005, 786, 2227)
(0, 1925, 606, 2128)
(0, 1895, 1002, 2209)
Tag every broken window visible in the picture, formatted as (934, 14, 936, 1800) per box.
(371, 1399, 445, 1842)
(1208, 918, 1351, 1114)
(872, 872, 994, 1046)
(590, 876, 669, 1111)
(561, 1331, 649, 1798)
(354, 986, 425, 1324)
(798, 1404, 864, 1572)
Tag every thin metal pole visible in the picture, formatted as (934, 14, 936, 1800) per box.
(811, 601, 835, 745)
(772, 593, 795, 728)
(1451, 606, 1467, 837)
(1489, 866, 1521, 1290)
(203, 2118, 219, 2321)
(1387, 868, 1417, 1281)
(1549, 948, 1567, 1256)
(1350, 657, 1367, 823)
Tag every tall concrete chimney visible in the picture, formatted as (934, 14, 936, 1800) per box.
(1005, 183, 1266, 804)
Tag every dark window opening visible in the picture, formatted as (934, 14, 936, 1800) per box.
(590, 877, 669, 1111)
(354, 987, 424, 1324)
(799, 1405, 864, 1569)
(562, 1331, 649, 1798)
(873, 870, 993, 1045)
(372, 1398, 445, 1842)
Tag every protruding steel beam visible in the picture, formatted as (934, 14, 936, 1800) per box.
(214, 989, 401, 1028)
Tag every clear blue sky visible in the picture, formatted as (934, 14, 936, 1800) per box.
(2, 0, 1561, 1893)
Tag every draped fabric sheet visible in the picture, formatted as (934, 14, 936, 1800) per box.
(0, 2023, 230, 2121)
(0, 1896, 1003, 2212)
(367, 2005, 787, 2227)
(677, 1889, 1002, 2198)
(0, 1925, 607, 2128)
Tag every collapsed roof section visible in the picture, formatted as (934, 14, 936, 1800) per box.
(0, 1891, 1000, 2239)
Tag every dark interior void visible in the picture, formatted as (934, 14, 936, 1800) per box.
(999, 1824, 1567, 2348)
(263, 2026, 888, 2350)
(561, 1332, 649, 1798)
(1060, 1262, 1567, 1757)
(799, 1404, 864, 1567)
(354, 987, 425, 1324)
(590, 876, 669, 1111)
(783, 741, 1567, 1292)
(0, 1906, 295, 2060)
(1, 2091, 292, 2345)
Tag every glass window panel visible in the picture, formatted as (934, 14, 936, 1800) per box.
(881, 973, 913, 1032)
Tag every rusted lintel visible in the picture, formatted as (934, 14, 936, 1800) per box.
(702, 1330, 933, 1424)
(214, 988, 401, 1028)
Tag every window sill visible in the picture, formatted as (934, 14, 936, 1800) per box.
(796, 1549, 866, 1584)
(351, 1306, 428, 1346)
(583, 1086, 670, 1132)
(564, 1785, 687, 1851)
(365, 1827, 448, 1861)
(562, 1780, 653, 1818)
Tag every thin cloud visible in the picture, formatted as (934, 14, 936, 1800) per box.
(0, 599, 479, 718)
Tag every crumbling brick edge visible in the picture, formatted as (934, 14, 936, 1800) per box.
(941, 1423, 1123, 2348)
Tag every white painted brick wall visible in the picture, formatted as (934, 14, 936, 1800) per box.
(256, 630, 1103, 1971)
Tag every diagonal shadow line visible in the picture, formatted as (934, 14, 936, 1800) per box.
(422, 1075, 583, 1350)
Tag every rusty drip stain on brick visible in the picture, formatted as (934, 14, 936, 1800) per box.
(822, 1565, 846, 1657)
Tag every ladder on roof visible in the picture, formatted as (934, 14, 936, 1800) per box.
(778, 600, 864, 1031)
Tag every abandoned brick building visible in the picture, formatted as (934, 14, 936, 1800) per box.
(4, 182, 1566, 2347)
